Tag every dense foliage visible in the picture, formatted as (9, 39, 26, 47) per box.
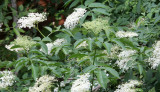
(1, 0, 160, 92)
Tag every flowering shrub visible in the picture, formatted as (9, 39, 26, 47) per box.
(1, 0, 160, 92)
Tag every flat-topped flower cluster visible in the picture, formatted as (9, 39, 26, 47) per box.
(17, 12, 47, 29)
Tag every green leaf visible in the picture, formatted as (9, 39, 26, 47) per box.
(69, 0, 80, 8)
(33, 37, 41, 41)
(88, 2, 107, 8)
(138, 64, 143, 75)
(92, 8, 110, 15)
(80, 11, 90, 25)
(64, 0, 73, 7)
(39, 41, 48, 54)
(148, 87, 156, 92)
(55, 47, 62, 55)
(42, 37, 52, 42)
(62, 48, 69, 55)
(103, 42, 112, 54)
(120, 38, 136, 48)
(88, 38, 93, 51)
(19, 5, 24, 11)
(83, 65, 97, 73)
(92, 13, 96, 20)
(74, 39, 84, 48)
(136, 0, 141, 14)
(31, 64, 38, 80)
(69, 53, 86, 59)
(44, 26, 52, 33)
(95, 41, 102, 48)
(103, 67, 120, 78)
(96, 69, 109, 89)
(112, 39, 125, 49)
(13, 28, 20, 36)
(84, 0, 95, 6)
(61, 29, 74, 37)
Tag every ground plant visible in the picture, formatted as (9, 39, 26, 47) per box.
(1, 0, 160, 92)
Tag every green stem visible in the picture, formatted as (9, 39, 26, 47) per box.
(36, 24, 45, 38)
(91, 49, 96, 92)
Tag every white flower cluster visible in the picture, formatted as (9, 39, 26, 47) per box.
(116, 31, 138, 38)
(53, 38, 66, 46)
(0, 71, 16, 89)
(64, 8, 87, 29)
(29, 75, 56, 92)
(148, 41, 160, 69)
(103, 45, 120, 58)
(40, 39, 66, 55)
(5, 44, 23, 52)
(17, 12, 47, 29)
(71, 73, 91, 92)
(115, 80, 141, 92)
(5, 36, 36, 52)
(82, 18, 109, 35)
(76, 41, 88, 49)
(116, 50, 136, 72)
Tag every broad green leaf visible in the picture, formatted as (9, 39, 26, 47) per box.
(95, 41, 102, 48)
(44, 26, 52, 33)
(88, 2, 107, 8)
(78, 59, 89, 65)
(61, 29, 74, 37)
(42, 37, 52, 42)
(148, 87, 156, 92)
(96, 69, 109, 89)
(69, 53, 86, 59)
(62, 48, 69, 55)
(136, 0, 141, 14)
(69, 0, 80, 8)
(33, 37, 41, 41)
(120, 38, 135, 48)
(13, 28, 20, 36)
(39, 41, 48, 54)
(74, 39, 84, 48)
(103, 42, 112, 54)
(19, 5, 24, 11)
(138, 64, 143, 75)
(88, 38, 93, 51)
(91, 13, 96, 20)
(92, 8, 110, 15)
(80, 11, 90, 25)
(85, 0, 96, 6)
(103, 67, 120, 78)
(55, 47, 62, 55)
(31, 64, 38, 80)
(64, 0, 73, 7)
(111, 38, 125, 49)
(32, 59, 47, 65)
(83, 65, 97, 73)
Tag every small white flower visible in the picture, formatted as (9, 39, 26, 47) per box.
(17, 12, 47, 29)
(64, 8, 87, 29)
(71, 73, 91, 92)
(148, 41, 160, 69)
(116, 31, 138, 38)
(116, 50, 136, 72)
(114, 80, 141, 92)
(0, 71, 16, 89)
